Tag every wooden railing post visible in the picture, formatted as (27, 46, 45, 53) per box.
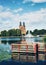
(36, 44, 38, 62)
(18, 44, 20, 52)
(26, 45, 28, 52)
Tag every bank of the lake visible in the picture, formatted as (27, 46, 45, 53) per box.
(0, 60, 46, 65)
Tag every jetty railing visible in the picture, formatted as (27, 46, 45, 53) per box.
(11, 43, 46, 62)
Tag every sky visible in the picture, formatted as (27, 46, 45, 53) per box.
(0, 0, 46, 31)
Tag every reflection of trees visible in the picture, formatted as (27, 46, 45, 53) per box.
(34, 37, 42, 42)
(1, 40, 21, 44)
(1, 37, 22, 44)
(1, 37, 27, 44)
(1, 40, 7, 44)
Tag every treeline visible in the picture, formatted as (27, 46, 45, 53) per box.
(0, 29, 46, 37)
(0, 29, 21, 37)
(26, 29, 46, 36)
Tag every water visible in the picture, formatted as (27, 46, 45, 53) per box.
(0, 37, 46, 62)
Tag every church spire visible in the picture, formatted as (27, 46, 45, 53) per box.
(19, 22, 22, 26)
(23, 22, 25, 27)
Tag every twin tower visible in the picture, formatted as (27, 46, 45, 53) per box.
(19, 22, 25, 27)
(19, 22, 26, 35)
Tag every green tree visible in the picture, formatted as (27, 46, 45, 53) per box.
(8, 29, 16, 36)
(26, 30, 28, 34)
(39, 29, 46, 35)
(15, 29, 21, 36)
(43, 36, 46, 43)
(0, 34, 1, 36)
(32, 29, 38, 36)
(30, 30, 33, 34)
(8, 29, 21, 36)
(1, 30, 8, 36)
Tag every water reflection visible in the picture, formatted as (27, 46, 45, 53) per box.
(12, 52, 46, 62)
(39, 54, 46, 61)
(12, 53, 36, 62)
(0, 37, 43, 44)
(1, 37, 21, 44)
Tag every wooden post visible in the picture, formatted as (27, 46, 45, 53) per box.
(45, 43, 46, 60)
(12, 44, 15, 50)
(18, 44, 20, 52)
(26, 45, 28, 61)
(26, 45, 28, 52)
(36, 44, 38, 62)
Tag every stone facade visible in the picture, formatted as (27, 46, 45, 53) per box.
(19, 22, 26, 35)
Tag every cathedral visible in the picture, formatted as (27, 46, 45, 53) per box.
(19, 22, 26, 35)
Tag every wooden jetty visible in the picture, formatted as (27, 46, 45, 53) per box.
(11, 43, 45, 53)
(11, 43, 46, 62)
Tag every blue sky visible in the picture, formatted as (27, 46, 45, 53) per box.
(0, 0, 46, 31)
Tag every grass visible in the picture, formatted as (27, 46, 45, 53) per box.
(0, 51, 11, 61)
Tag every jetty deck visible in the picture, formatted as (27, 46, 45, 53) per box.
(11, 43, 46, 53)
(11, 43, 46, 62)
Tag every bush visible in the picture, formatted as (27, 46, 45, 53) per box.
(43, 36, 46, 43)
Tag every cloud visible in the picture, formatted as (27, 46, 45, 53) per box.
(13, 8, 23, 13)
(0, 5, 4, 12)
(31, 3, 35, 6)
(23, 0, 31, 3)
(20, 8, 46, 23)
(0, 6, 3, 10)
(23, 0, 46, 3)
(0, 5, 46, 31)
(32, 0, 46, 3)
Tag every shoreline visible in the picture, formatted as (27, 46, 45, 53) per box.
(0, 60, 46, 65)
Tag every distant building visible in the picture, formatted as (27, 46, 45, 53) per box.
(19, 22, 26, 35)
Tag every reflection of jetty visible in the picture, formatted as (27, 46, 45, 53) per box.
(11, 43, 46, 62)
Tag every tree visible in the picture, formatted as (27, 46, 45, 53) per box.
(8, 29, 16, 36)
(8, 29, 21, 36)
(43, 36, 46, 43)
(0, 34, 1, 36)
(26, 30, 28, 34)
(39, 29, 46, 35)
(33, 29, 38, 36)
(30, 30, 33, 34)
(1, 29, 46, 36)
(15, 29, 21, 36)
(1, 30, 8, 36)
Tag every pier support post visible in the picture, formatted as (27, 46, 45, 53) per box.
(36, 44, 38, 62)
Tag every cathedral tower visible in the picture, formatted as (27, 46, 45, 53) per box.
(19, 22, 26, 35)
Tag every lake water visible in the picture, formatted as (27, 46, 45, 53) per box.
(0, 37, 46, 62)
